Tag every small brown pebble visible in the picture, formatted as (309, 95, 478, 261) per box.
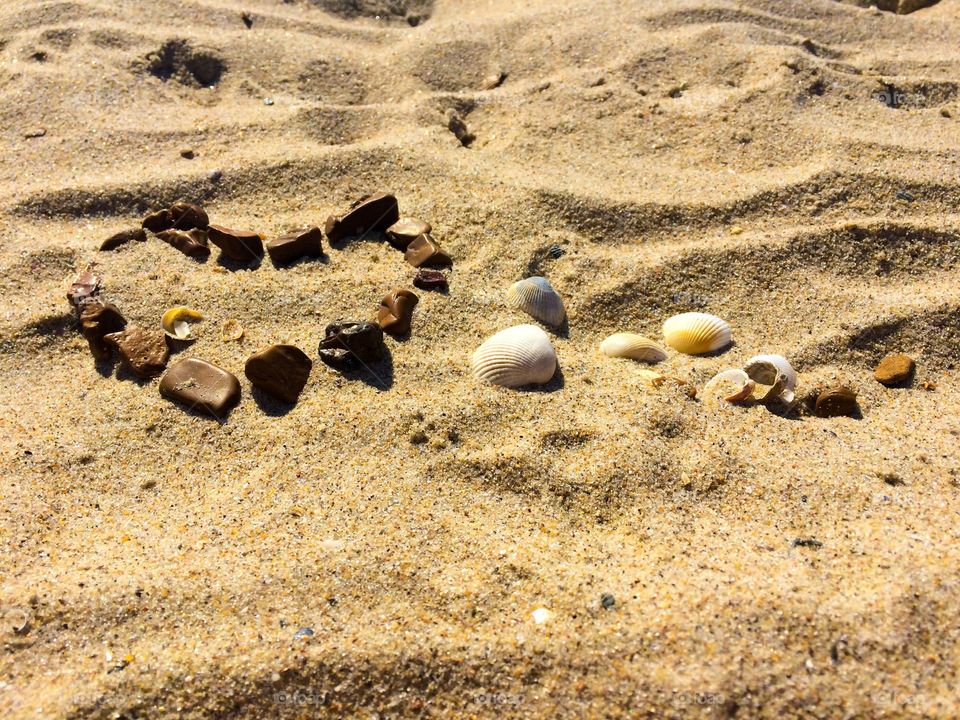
(142, 209, 173, 233)
(922, 380, 937, 391)
(413, 268, 448, 291)
(104, 326, 170, 378)
(100, 228, 146, 251)
(324, 193, 399, 244)
(156, 229, 210, 259)
(941, 108, 952, 118)
(67, 263, 102, 314)
(241, 11, 253, 28)
(386, 218, 431, 250)
(180, 149, 195, 159)
(446, 109, 475, 146)
(80, 301, 127, 360)
(24, 128, 46, 139)
(404, 234, 452, 268)
(874, 353, 915, 386)
(376, 289, 419, 336)
(815, 386, 858, 418)
(266, 226, 324, 265)
(317, 321, 384, 372)
(207, 225, 264, 262)
(159, 358, 241, 419)
(244, 344, 312, 403)
(169, 202, 209, 231)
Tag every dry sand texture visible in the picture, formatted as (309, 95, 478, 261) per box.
(3, 0, 960, 717)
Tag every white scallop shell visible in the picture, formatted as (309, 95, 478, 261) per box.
(745, 354, 796, 403)
(702, 368, 755, 403)
(506, 277, 566, 328)
(599, 333, 668, 362)
(471, 324, 558, 387)
(662, 312, 731, 355)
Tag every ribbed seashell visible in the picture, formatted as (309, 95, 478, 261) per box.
(745, 354, 796, 403)
(702, 369, 755, 403)
(471, 324, 557, 388)
(662, 312, 731, 355)
(599, 333, 668, 363)
(506, 277, 566, 328)
(161, 306, 203, 340)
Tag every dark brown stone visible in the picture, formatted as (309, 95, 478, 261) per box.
(244, 344, 312, 403)
(386, 218, 431, 250)
(874, 353, 915, 386)
(104, 326, 170, 378)
(413, 269, 448, 291)
(376, 289, 419, 336)
(156, 229, 210, 259)
(404, 234, 452, 268)
(324, 193, 399, 244)
(67, 264, 102, 314)
(814, 386, 859, 418)
(317, 321, 384, 371)
(80, 301, 127, 360)
(142, 209, 173, 232)
(169, 202, 209, 230)
(160, 358, 241, 419)
(266, 226, 324, 265)
(207, 224, 264, 262)
(100, 228, 147, 251)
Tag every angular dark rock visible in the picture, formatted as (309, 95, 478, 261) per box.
(207, 224, 264, 262)
(324, 193, 399, 244)
(266, 226, 324, 265)
(156, 229, 210, 259)
(80, 301, 127, 360)
(376, 289, 419, 336)
(317, 321, 384, 371)
(404, 234, 452, 268)
(104, 326, 170, 378)
(245, 344, 312, 403)
(100, 228, 146, 251)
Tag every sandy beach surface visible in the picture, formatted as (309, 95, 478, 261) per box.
(2, 0, 960, 717)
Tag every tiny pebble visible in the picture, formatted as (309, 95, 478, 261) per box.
(600, 593, 615, 609)
(264, 98, 274, 106)
(895, 189, 915, 202)
(293, 627, 314, 638)
(180, 149, 195, 159)
(208, 169, 223, 182)
(548, 244, 565, 258)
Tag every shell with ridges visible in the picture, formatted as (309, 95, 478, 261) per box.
(702, 369, 755, 403)
(506, 277, 566, 328)
(662, 312, 731, 355)
(600, 333, 668, 363)
(471, 324, 557, 388)
(745, 354, 796, 403)
(161, 306, 203, 340)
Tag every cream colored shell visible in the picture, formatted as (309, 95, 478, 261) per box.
(599, 333, 668, 362)
(471, 324, 558, 388)
(702, 368, 755, 403)
(506, 277, 566, 329)
(662, 312, 731, 355)
(744, 354, 796, 403)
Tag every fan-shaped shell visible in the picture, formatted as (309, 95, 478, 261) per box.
(599, 333, 668, 363)
(506, 277, 566, 328)
(702, 369, 755, 403)
(745, 354, 796, 403)
(471, 324, 558, 388)
(662, 312, 731, 355)
(161, 306, 203, 340)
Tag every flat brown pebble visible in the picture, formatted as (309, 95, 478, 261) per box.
(874, 353, 915, 386)
(267, 226, 324, 265)
(244, 344, 312, 403)
(404, 234, 452, 268)
(169, 202, 209, 230)
(67, 263, 102, 314)
(207, 225, 264, 262)
(100, 228, 146, 251)
(157, 229, 210, 259)
(377, 288, 419, 336)
(413, 268, 448, 291)
(324, 193, 399, 244)
(80, 301, 127, 360)
(104, 326, 170, 378)
(160, 358, 241, 419)
(815, 386, 859, 418)
(386, 218, 431, 250)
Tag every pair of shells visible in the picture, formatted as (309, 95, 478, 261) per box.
(703, 354, 797, 404)
(506, 277, 565, 329)
(662, 312, 731, 355)
(471, 324, 557, 388)
(161, 306, 202, 340)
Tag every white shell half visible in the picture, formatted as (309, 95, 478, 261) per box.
(745, 354, 797, 403)
(506, 277, 566, 328)
(599, 333, 668, 363)
(662, 312, 731, 355)
(471, 324, 558, 388)
(702, 368, 755, 403)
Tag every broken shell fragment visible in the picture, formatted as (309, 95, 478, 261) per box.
(161, 306, 203, 341)
(599, 333, 667, 362)
(702, 369, 755, 403)
(506, 277, 566, 329)
(220, 319, 244, 342)
(745, 354, 797, 403)
(662, 312, 731, 355)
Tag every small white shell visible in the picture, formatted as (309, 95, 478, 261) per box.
(662, 312, 731, 355)
(745, 354, 796, 403)
(471, 324, 558, 387)
(506, 277, 566, 328)
(599, 333, 668, 362)
(161, 306, 202, 340)
(702, 368, 755, 403)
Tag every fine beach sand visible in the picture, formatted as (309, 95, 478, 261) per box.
(3, 0, 960, 717)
